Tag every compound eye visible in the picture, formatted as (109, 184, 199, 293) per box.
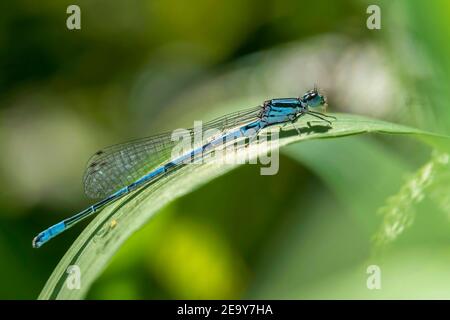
(308, 94, 323, 108)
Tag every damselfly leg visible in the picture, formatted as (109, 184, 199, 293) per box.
(304, 111, 336, 125)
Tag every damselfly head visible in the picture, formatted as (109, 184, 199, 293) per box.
(301, 88, 327, 109)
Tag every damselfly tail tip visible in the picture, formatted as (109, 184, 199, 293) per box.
(31, 234, 42, 249)
(32, 222, 66, 248)
(32, 232, 45, 248)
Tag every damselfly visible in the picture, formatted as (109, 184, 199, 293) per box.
(32, 87, 333, 248)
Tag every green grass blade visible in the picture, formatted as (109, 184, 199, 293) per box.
(38, 113, 450, 299)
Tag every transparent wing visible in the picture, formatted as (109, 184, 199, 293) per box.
(83, 106, 263, 198)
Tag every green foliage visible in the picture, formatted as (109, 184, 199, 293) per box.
(38, 113, 448, 299)
(2, 0, 450, 301)
(374, 151, 450, 249)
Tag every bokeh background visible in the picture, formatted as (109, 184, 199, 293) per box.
(1, 0, 450, 299)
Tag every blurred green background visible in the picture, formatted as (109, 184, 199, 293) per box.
(1, 0, 450, 299)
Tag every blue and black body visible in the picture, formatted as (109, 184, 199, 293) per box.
(32, 88, 333, 248)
